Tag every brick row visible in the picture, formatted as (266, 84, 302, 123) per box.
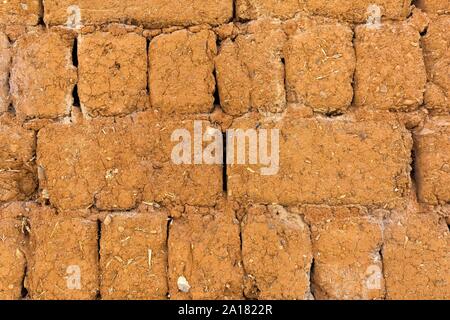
(1, 201, 447, 300)
(2, 1, 425, 27)
(3, 111, 449, 211)
(0, 15, 435, 119)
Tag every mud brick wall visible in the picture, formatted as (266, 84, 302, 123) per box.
(0, 0, 449, 300)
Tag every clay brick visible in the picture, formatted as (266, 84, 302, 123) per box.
(242, 205, 312, 300)
(10, 30, 77, 120)
(284, 24, 355, 114)
(383, 208, 450, 299)
(100, 208, 168, 300)
(27, 212, 99, 300)
(78, 31, 149, 117)
(0, 0, 41, 26)
(0, 114, 36, 202)
(415, 0, 450, 14)
(303, 206, 385, 300)
(215, 20, 286, 116)
(236, 0, 411, 23)
(168, 203, 243, 299)
(228, 116, 412, 208)
(415, 118, 450, 205)
(354, 22, 427, 111)
(149, 30, 216, 115)
(0, 208, 26, 300)
(305, 0, 411, 23)
(37, 113, 222, 211)
(44, 0, 232, 28)
(0, 32, 10, 113)
(422, 16, 450, 113)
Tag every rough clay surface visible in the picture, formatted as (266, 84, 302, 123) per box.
(303, 206, 385, 300)
(228, 116, 412, 208)
(0, 32, 10, 113)
(354, 21, 427, 112)
(44, 0, 233, 28)
(10, 30, 77, 120)
(37, 113, 222, 210)
(0, 114, 36, 202)
(27, 208, 99, 300)
(149, 30, 216, 115)
(415, 117, 450, 205)
(284, 23, 355, 114)
(0, 2, 449, 302)
(236, 0, 411, 23)
(100, 207, 168, 300)
(0, 0, 41, 26)
(0, 203, 27, 300)
(383, 205, 449, 299)
(168, 202, 243, 300)
(422, 15, 450, 113)
(78, 31, 149, 117)
(242, 205, 313, 300)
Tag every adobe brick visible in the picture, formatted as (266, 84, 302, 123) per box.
(37, 113, 223, 210)
(10, 30, 77, 119)
(415, 0, 450, 14)
(383, 207, 450, 299)
(422, 15, 450, 113)
(354, 22, 427, 111)
(0, 0, 41, 26)
(168, 202, 243, 299)
(228, 116, 412, 208)
(303, 206, 385, 300)
(0, 203, 27, 300)
(27, 210, 99, 300)
(215, 20, 286, 116)
(242, 205, 313, 300)
(44, 0, 232, 28)
(100, 206, 168, 300)
(415, 117, 450, 205)
(284, 23, 355, 114)
(0, 114, 36, 202)
(149, 30, 216, 115)
(236, 0, 411, 23)
(78, 31, 149, 117)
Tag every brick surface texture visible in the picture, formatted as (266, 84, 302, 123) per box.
(0, 0, 448, 301)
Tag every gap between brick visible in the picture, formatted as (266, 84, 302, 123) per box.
(222, 132, 228, 193)
(38, 0, 45, 26)
(96, 219, 102, 300)
(410, 141, 417, 185)
(165, 217, 173, 299)
(20, 265, 28, 299)
(146, 38, 150, 96)
(72, 36, 81, 109)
